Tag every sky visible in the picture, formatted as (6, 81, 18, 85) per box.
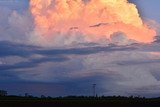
(0, 0, 160, 97)
(129, 0, 160, 23)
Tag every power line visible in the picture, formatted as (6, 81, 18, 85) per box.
(92, 84, 96, 97)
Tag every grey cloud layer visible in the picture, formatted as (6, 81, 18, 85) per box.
(0, 40, 160, 97)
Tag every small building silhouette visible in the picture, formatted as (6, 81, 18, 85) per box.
(0, 90, 7, 96)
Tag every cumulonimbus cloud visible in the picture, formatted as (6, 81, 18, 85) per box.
(29, 0, 156, 47)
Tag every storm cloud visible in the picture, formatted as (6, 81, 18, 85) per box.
(0, 0, 160, 97)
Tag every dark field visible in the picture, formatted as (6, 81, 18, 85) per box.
(0, 96, 160, 107)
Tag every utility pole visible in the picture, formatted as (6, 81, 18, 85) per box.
(92, 84, 96, 97)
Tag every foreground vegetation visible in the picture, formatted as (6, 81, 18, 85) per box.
(0, 95, 160, 107)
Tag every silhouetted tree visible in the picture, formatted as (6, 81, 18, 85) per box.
(25, 93, 29, 97)
(41, 95, 46, 98)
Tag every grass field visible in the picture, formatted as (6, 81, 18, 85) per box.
(0, 96, 160, 107)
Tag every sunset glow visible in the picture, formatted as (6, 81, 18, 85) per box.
(30, 0, 156, 43)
